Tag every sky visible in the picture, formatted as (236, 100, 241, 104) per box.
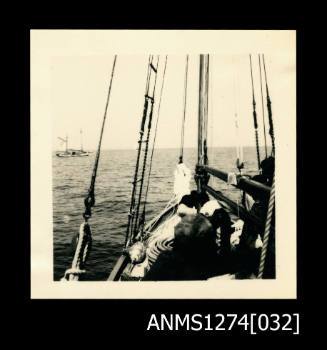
(47, 32, 296, 151)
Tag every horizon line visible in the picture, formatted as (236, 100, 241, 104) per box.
(54, 145, 271, 151)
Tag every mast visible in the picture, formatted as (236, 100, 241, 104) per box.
(195, 54, 272, 215)
(66, 134, 68, 152)
(197, 55, 204, 168)
(196, 54, 210, 194)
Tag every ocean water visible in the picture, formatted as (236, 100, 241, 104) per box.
(53, 147, 264, 281)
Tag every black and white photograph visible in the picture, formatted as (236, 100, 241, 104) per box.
(30, 30, 296, 299)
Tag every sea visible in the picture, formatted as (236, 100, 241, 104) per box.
(53, 146, 264, 281)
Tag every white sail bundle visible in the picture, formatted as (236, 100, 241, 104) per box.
(173, 162, 191, 202)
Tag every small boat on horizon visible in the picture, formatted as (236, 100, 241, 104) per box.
(56, 130, 89, 157)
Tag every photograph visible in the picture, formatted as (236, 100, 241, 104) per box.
(31, 30, 296, 299)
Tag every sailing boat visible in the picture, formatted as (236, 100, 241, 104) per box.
(56, 129, 89, 157)
(61, 54, 275, 282)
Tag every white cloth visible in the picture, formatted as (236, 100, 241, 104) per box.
(177, 203, 197, 217)
(230, 219, 244, 249)
(227, 172, 237, 185)
(244, 193, 255, 211)
(254, 234, 263, 249)
(200, 200, 222, 217)
(173, 163, 191, 201)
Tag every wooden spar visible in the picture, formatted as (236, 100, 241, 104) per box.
(197, 55, 204, 168)
(108, 255, 129, 281)
(202, 184, 267, 230)
(198, 164, 270, 201)
(197, 54, 209, 193)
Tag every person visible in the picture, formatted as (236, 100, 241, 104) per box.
(143, 213, 221, 280)
(177, 190, 209, 217)
(143, 198, 236, 281)
(200, 200, 236, 272)
(236, 156, 275, 278)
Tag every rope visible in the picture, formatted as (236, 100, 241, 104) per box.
(125, 56, 153, 247)
(133, 56, 160, 239)
(179, 55, 189, 163)
(83, 55, 117, 220)
(233, 57, 244, 173)
(249, 54, 261, 171)
(62, 222, 92, 281)
(257, 173, 275, 278)
(141, 56, 168, 235)
(62, 57, 117, 281)
(258, 55, 268, 159)
(262, 54, 275, 157)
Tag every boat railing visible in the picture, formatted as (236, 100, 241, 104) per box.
(196, 165, 272, 230)
(196, 165, 271, 201)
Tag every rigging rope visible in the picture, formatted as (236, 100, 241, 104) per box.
(262, 54, 275, 157)
(179, 55, 189, 163)
(233, 57, 244, 173)
(133, 56, 160, 239)
(140, 55, 168, 236)
(125, 55, 161, 247)
(257, 173, 275, 278)
(61, 222, 92, 281)
(125, 56, 153, 247)
(249, 54, 261, 171)
(83, 56, 117, 221)
(62, 56, 117, 281)
(258, 55, 268, 159)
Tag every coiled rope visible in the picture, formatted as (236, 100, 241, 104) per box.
(62, 56, 117, 281)
(257, 173, 275, 278)
(249, 54, 261, 171)
(61, 222, 92, 281)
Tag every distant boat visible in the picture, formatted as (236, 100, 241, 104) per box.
(56, 130, 89, 157)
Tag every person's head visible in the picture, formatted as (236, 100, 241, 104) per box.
(260, 156, 274, 180)
(178, 191, 209, 216)
(209, 208, 233, 234)
(190, 190, 209, 208)
(174, 214, 216, 257)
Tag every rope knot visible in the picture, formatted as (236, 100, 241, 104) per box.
(83, 192, 95, 220)
(61, 268, 86, 281)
